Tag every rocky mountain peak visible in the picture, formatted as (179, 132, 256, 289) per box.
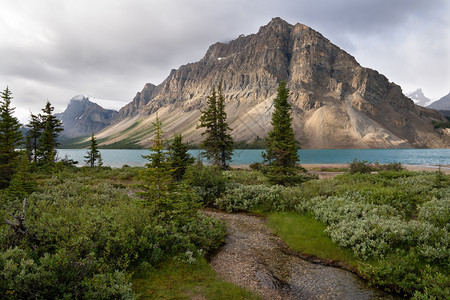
(94, 18, 448, 149)
(57, 95, 118, 138)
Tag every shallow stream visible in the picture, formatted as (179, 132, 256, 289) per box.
(205, 210, 399, 299)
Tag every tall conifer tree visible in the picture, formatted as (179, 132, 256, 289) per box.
(168, 134, 194, 181)
(262, 81, 300, 185)
(25, 113, 43, 163)
(197, 84, 233, 169)
(0, 87, 23, 188)
(139, 115, 174, 211)
(36, 101, 63, 164)
(84, 133, 103, 167)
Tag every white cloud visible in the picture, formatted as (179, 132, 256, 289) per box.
(0, 0, 448, 122)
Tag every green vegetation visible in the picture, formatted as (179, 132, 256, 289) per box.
(218, 167, 449, 298)
(133, 257, 259, 299)
(0, 87, 23, 188)
(267, 212, 358, 265)
(168, 134, 195, 181)
(198, 84, 234, 170)
(0, 166, 227, 299)
(84, 132, 103, 167)
(432, 116, 450, 129)
(262, 81, 303, 185)
(24, 101, 63, 166)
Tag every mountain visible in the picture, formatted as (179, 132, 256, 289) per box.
(428, 92, 450, 111)
(56, 95, 118, 138)
(94, 17, 448, 149)
(406, 89, 432, 107)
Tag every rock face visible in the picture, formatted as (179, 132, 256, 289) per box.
(57, 95, 118, 138)
(97, 17, 448, 149)
(428, 92, 450, 111)
(406, 89, 432, 107)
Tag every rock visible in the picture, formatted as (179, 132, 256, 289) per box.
(95, 17, 448, 149)
(56, 95, 118, 138)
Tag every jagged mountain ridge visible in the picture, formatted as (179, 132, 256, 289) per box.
(57, 95, 118, 138)
(96, 17, 447, 149)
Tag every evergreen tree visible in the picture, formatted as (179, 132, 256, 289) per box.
(262, 81, 300, 185)
(25, 113, 43, 163)
(168, 134, 194, 181)
(36, 101, 63, 164)
(84, 133, 103, 167)
(197, 84, 233, 170)
(139, 116, 175, 212)
(0, 87, 23, 188)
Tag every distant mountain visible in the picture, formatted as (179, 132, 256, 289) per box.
(406, 89, 432, 107)
(428, 92, 450, 111)
(92, 18, 448, 149)
(56, 95, 118, 138)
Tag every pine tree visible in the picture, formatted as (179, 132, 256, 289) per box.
(197, 85, 233, 169)
(84, 133, 103, 167)
(0, 87, 23, 188)
(36, 101, 63, 164)
(25, 113, 43, 163)
(168, 134, 194, 181)
(262, 81, 300, 185)
(139, 115, 175, 213)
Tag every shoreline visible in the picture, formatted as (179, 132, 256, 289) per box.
(232, 163, 450, 174)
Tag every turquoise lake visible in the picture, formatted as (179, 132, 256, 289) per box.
(58, 148, 450, 168)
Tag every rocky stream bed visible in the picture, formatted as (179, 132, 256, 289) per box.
(204, 210, 398, 300)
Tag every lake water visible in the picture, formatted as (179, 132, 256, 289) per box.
(57, 148, 450, 168)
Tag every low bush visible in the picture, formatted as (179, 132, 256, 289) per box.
(185, 163, 228, 206)
(0, 168, 226, 298)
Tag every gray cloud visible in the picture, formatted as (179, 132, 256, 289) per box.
(0, 0, 448, 123)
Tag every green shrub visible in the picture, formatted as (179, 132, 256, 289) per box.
(185, 164, 228, 206)
(0, 168, 227, 298)
(348, 159, 375, 174)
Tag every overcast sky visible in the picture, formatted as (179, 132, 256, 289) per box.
(1, 0, 449, 123)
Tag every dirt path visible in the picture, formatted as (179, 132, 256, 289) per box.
(204, 210, 396, 300)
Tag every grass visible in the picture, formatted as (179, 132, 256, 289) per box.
(132, 257, 260, 299)
(266, 212, 359, 267)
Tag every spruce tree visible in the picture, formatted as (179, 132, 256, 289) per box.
(25, 113, 43, 163)
(168, 134, 194, 181)
(36, 101, 63, 164)
(0, 87, 23, 188)
(139, 116, 175, 214)
(84, 133, 103, 167)
(197, 84, 233, 170)
(262, 81, 300, 185)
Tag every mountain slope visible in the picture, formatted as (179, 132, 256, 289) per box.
(96, 18, 448, 149)
(57, 95, 118, 138)
(428, 92, 450, 111)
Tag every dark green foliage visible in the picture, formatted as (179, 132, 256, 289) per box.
(262, 81, 300, 185)
(348, 159, 406, 174)
(0, 87, 23, 189)
(431, 117, 450, 129)
(25, 113, 43, 163)
(36, 101, 63, 165)
(348, 159, 375, 174)
(0, 167, 226, 299)
(197, 84, 234, 170)
(1, 153, 36, 208)
(186, 163, 228, 206)
(139, 116, 175, 208)
(168, 134, 195, 181)
(84, 133, 103, 167)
